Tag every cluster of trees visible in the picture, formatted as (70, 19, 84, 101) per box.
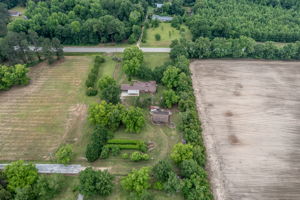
(0, 31, 63, 65)
(97, 76, 121, 104)
(0, 160, 64, 200)
(88, 101, 145, 134)
(79, 168, 114, 197)
(86, 56, 105, 96)
(122, 46, 144, 81)
(189, 0, 300, 42)
(0, 0, 28, 9)
(247, 0, 300, 9)
(170, 37, 300, 60)
(154, 0, 185, 15)
(0, 3, 9, 37)
(8, 0, 148, 44)
(0, 64, 29, 90)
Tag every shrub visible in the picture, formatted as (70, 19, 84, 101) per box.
(153, 181, 164, 190)
(152, 160, 172, 182)
(4, 160, 38, 192)
(95, 55, 105, 64)
(86, 87, 98, 96)
(170, 143, 194, 164)
(121, 167, 151, 194)
(155, 33, 161, 41)
(164, 172, 182, 194)
(121, 153, 129, 159)
(193, 145, 206, 167)
(182, 174, 213, 200)
(85, 127, 110, 162)
(162, 89, 179, 108)
(111, 146, 120, 156)
(0, 64, 30, 91)
(100, 146, 110, 159)
(79, 168, 114, 197)
(180, 159, 207, 178)
(35, 174, 63, 199)
(130, 152, 150, 162)
(55, 144, 73, 164)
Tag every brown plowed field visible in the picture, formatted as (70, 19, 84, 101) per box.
(0, 57, 91, 161)
(191, 60, 300, 200)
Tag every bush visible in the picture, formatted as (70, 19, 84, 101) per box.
(155, 33, 161, 41)
(35, 174, 63, 199)
(95, 55, 105, 64)
(100, 146, 110, 159)
(153, 181, 164, 191)
(79, 168, 114, 197)
(170, 143, 194, 164)
(121, 153, 129, 159)
(180, 159, 207, 178)
(133, 96, 152, 108)
(55, 144, 73, 164)
(121, 167, 151, 194)
(111, 146, 121, 156)
(85, 127, 110, 162)
(86, 87, 98, 96)
(193, 145, 206, 167)
(0, 64, 30, 91)
(152, 160, 172, 182)
(130, 152, 150, 162)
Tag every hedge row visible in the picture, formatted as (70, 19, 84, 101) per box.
(105, 144, 140, 150)
(107, 139, 141, 145)
(85, 55, 105, 96)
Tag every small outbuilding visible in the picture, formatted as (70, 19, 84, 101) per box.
(152, 15, 173, 22)
(121, 81, 157, 95)
(9, 11, 21, 17)
(155, 3, 163, 8)
(150, 106, 172, 124)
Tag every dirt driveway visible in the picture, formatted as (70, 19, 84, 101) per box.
(191, 60, 300, 200)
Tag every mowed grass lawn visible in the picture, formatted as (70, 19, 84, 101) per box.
(0, 56, 93, 161)
(9, 6, 26, 20)
(142, 23, 192, 47)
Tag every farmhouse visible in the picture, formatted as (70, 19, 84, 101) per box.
(150, 106, 172, 124)
(9, 11, 21, 17)
(121, 81, 157, 96)
(152, 14, 173, 22)
(155, 3, 163, 8)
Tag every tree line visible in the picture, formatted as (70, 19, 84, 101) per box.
(247, 0, 300, 9)
(8, 0, 149, 45)
(0, 3, 9, 37)
(170, 37, 300, 60)
(0, 31, 63, 65)
(188, 0, 300, 42)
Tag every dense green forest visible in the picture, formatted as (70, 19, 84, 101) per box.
(170, 37, 300, 60)
(8, 0, 149, 44)
(247, 0, 300, 9)
(0, 3, 9, 37)
(188, 0, 300, 42)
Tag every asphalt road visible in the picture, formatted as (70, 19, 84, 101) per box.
(63, 47, 170, 53)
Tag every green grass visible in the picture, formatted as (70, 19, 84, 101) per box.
(52, 176, 79, 200)
(142, 23, 192, 47)
(144, 53, 171, 68)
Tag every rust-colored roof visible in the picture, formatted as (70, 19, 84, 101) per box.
(121, 81, 156, 93)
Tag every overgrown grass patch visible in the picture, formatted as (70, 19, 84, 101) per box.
(142, 23, 192, 47)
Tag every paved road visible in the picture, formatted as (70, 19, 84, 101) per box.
(0, 164, 84, 174)
(63, 47, 170, 53)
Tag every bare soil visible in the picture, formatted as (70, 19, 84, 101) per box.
(0, 57, 91, 161)
(190, 60, 300, 200)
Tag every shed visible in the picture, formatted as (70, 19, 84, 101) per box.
(155, 3, 163, 8)
(121, 81, 157, 94)
(150, 108, 172, 124)
(9, 11, 21, 17)
(128, 90, 139, 96)
(152, 15, 173, 22)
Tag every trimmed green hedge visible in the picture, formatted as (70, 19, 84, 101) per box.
(105, 144, 140, 150)
(107, 139, 141, 145)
